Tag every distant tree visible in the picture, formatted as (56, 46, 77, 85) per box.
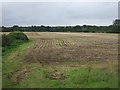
(2, 26, 5, 28)
(113, 19, 120, 26)
(13, 25, 19, 27)
(83, 25, 87, 28)
(112, 19, 120, 33)
(1, 21, 119, 33)
(12, 25, 20, 31)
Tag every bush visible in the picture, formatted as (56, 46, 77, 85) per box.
(2, 31, 29, 47)
(2, 34, 11, 47)
(7, 31, 29, 42)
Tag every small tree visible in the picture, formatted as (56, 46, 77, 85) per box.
(113, 19, 120, 26)
(12, 25, 20, 31)
(112, 19, 120, 33)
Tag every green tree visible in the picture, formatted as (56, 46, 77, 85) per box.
(113, 19, 120, 26)
(112, 19, 120, 33)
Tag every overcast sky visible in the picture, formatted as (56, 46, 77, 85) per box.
(2, 2, 118, 26)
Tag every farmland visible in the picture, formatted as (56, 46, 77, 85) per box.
(2, 32, 118, 88)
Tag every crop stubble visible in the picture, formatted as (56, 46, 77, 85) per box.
(24, 32, 118, 64)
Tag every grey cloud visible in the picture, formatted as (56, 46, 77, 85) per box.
(2, 2, 118, 26)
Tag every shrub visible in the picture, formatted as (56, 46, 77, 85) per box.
(2, 31, 29, 47)
(2, 34, 11, 47)
(7, 31, 29, 42)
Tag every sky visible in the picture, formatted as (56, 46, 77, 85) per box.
(2, 2, 118, 26)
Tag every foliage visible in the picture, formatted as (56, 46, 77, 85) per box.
(113, 19, 120, 26)
(2, 31, 29, 52)
(7, 31, 29, 42)
(112, 19, 120, 33)
(2, 34, 11, 47)
(1, 19, 120, 33)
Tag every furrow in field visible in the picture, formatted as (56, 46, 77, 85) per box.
(61, 39, 68, 47)
(44, 40, 48, 49)
(46, 40, 49, 49)
(56, 39, 61, 48)
(48, 40, 52, 49)
(58, 39, 63, 48)
(48, 40, 53, 49)
(53, 39, 58, 49)
(49, 40, 52, 49)
(34, 40, 43, 52)
(38, 40, 44, 49)
(35, 40, 45, 57)
(37, 40, 42, 49)
(41, 40, 46, 49)
(51, 40, 54, 48)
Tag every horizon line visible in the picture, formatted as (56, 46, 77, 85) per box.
(2, 24, 112, 27)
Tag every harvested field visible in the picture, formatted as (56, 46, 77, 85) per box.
(3, 32, 118, 88)
(24, 32, 118, 64)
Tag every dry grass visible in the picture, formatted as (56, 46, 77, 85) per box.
(24, 32, 118, 64)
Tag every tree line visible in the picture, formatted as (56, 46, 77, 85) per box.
(1, 19, 120, 33)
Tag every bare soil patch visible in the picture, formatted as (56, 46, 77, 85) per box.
(8, 69, 30, 84)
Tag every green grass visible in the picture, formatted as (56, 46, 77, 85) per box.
(4, 67, 117, 88)
(2, 43, 118, 88)
(2, 41, 34, 88)
(2, 40, 28, 54)
(3, 52, 118, 88)
(64, 68, 118, 88)
(0, 46, 2, 89)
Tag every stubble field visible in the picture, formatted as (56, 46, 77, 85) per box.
(3, 32, 118, 88)
(24, 32, 118, 64)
